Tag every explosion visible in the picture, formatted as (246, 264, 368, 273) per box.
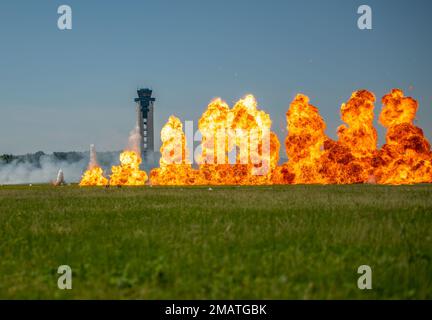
(79, 144, 108, 186)
(229, 95, 280, 185)
(79, 88, 432, 186)
(109, 150, 148, 186)
(375, 89, 432, 184)
(78, 129, 149, 187)
(149, 95, 280, 185)
(318, 90, 378, 184)
(108, 126, 149, 186)
(150, 116, 197, 185)
(337, 90, 378, 158)
(194, 95, 280, 185)
(80, 167, 108, 186)
(150, 89, 431, 186)
(197, 98, 235, 185)
(275, 94, 327, 184)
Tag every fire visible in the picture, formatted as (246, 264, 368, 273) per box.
(79, 144, 108, 186)
(229, 95, 280, 185)
(150, 95, 280, 185)
(337, 90, 377, 158)
(79, 167, 108, 186)
(197, 98, 235, 185)
(318, 90, 378, 184)
(109, 150, 148, 186)
(375, 89, 432, 184)
(82, 88, 432, 186)
(274, 94, 327, 184)
(150, 116, 198, 185)
(272, 89, 429, 185)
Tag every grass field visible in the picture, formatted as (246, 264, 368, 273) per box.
(0, 184, 431, 299)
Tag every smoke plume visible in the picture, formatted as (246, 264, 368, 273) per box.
(126, 125, 142, 155)
(88, 144, 98, 169)
(0, 151, 119, 185)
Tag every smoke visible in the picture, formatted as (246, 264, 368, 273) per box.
(54, 169, 65, 185)
(0, 154, 86, 185)
(126, 125, 142, 155)
(0, 151, 119, 185)
(88, 144, 98, 169)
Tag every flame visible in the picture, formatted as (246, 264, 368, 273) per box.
(198, 98, 232, 166)
(83, 89, 432, 187)
(318, 90, 378, 184)
(150, 116, 198, 185)
(229, 95, 280, 185)
(79, 166, 108, 186)
(375, 89, 432, 184)
(150, 95, 280, 185)
(150, 89, 432, 185)
(197, 98, 236, 185)
(109, 150, 148, 186)
(338, 90, 377, 158)
(275, 94, 327, 184)
(79, 145, 108, 186)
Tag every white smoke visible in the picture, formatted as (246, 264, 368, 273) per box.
(88, 144, 98, 169)
(126, 125, 142, 155)
(0, 155, 86, 185)
(0, 151, 119, 185)
(54, 169, 65, 185)
(0, 129, 146, 185)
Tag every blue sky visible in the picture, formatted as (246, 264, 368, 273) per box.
(0, 0, 431, 154)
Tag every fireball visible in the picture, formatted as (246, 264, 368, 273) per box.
(319, 90, 378, 184)
(375, 89, 432, 184)
(109, 150, 148, 186)
(150, 116, 198, 185)
(143, 89, 432, 186)
(281, 94, 327, 184)
(79, 166, 108, 186)
(79, 144, 108, 186)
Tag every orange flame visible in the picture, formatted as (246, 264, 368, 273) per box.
(79, 145, 108, 186)
(82, 89, 431, 186)
(151, 95, 280, 185)
(197, 98, 236, 185)
(338, 90, 377, 158)
(79, 166, 108, 186)
(318, 90, 378, 184)
(150, 116, 198, 185)
(229, 95, 280, 185)
(275, 94, 327, 184)
(375, 89, 432, 184)
(109, 150, 148, 186)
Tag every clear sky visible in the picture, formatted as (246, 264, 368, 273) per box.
(0, 0, 431, 154)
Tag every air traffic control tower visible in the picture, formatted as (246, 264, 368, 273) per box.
(135, 88, 155, 161)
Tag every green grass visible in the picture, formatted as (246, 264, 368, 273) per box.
(0, 184, 431, 299)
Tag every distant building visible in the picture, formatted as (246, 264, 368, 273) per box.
(134, 88, 155, 161)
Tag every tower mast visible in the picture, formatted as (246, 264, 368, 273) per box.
(134, 88, 155, 161)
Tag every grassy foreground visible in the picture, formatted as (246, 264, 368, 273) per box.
(0, 184, 431, 299)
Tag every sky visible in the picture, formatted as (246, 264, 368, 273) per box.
(0, 0, 431, 155)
